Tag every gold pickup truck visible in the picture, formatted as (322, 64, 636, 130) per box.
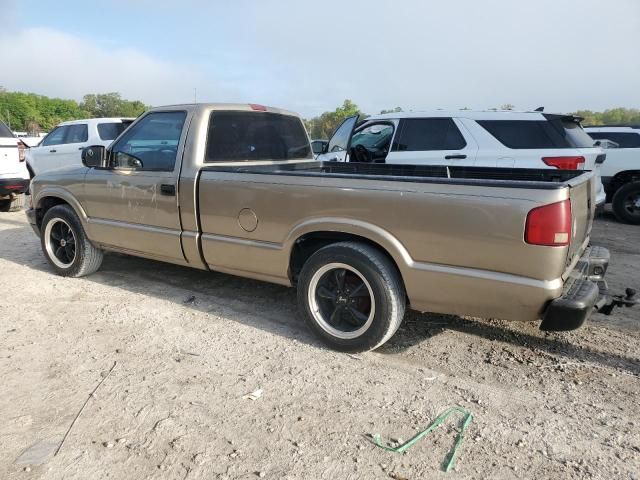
(25, 104, 635, 351)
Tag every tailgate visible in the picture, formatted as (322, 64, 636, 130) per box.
(566, 171, 595, 268)
(0, 138, 20, 176)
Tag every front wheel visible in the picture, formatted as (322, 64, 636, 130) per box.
(297, 242, 406, 352)
(41, 204, 104, 277)
(612, 181, 640, 225)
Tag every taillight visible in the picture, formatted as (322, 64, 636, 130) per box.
(525, 200, 572, 246)
(542, 156, 585, 170)
(17, 142, 26, 162)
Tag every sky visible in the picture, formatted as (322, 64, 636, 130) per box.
(0, 0, 639, 117)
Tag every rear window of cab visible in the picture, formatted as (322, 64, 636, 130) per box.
(205, 111, 312, 162)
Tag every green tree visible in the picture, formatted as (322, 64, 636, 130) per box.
(0, 90, 148, 131)
(305, 99, 366, 139)
(380, 107, 403, 114)
(80, 93, 147, 118)
(574, 108, 640, 126)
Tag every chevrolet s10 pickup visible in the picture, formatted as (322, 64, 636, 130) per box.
(26, 104, 636, 351)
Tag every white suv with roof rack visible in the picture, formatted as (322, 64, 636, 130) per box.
(317, 110, 607, 207)
(585, 125, 640, 224)
(26, 118, 134, 176)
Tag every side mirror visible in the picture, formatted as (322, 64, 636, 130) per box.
(82, 145, 107, 168)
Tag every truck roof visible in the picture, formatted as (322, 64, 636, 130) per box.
(146, 103, 302, 118)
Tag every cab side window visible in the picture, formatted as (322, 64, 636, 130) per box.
(110, 111, 187, 171)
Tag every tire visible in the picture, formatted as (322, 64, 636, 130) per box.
(0, 199, 10, 212)
(297, 242, 406, 352)
(8, 194, 25, 212)
(612, 181, 640, 225)
(41, 204, 104, 277)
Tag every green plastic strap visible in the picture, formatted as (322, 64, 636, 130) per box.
(371, 406, 473, 473)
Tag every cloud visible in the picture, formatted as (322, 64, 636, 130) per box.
(221, 0, 640, 115)
(2, 0, 640, 118)
(0, 27, 241, 106)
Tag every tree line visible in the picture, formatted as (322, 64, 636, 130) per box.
(0, 88, 147, 134)
(304, 102, 640, 139)
(1, 87, 638, 137)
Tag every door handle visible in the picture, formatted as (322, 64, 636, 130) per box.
(160, 184, 176, 196)
(445, 154, 467, 160)
(49, 149, 57, 153)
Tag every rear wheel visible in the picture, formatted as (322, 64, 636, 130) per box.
(41, 205, 104, 277)
(297, 242, 406, 352)
(612, 181, 640, 225)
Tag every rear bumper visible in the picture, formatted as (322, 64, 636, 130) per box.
(0, 178, 29, 197)
(540, 278, 599, 331)
(540, 246, 629, 331)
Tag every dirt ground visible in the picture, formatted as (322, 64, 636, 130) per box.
(1, 207, 638, 479)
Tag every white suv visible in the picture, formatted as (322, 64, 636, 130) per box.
(585, 125, 640, 224)
(27, 118, 134, 176)
(0, 120, 29, 212)
(318, 110, 607, 207)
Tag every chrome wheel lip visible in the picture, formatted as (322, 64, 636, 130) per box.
(308, 262, 375, 340)
(44, 218, 76, 269)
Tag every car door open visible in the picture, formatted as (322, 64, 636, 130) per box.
(317, 115, 359, 162)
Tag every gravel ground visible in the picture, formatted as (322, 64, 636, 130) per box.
(0, 207, 638, 479)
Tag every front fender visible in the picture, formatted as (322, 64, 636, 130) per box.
(34, 186, 90, 231)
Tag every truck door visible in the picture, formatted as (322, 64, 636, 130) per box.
(316, 115, 359, 162)
(82, 110, 189, 263)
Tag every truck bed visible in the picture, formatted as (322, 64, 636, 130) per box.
(202, 161, 588, 189)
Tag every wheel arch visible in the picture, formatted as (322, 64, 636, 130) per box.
(285, 218, 411, 291)
(34, 189, 89, 231)
(609, 170, 640, 194)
